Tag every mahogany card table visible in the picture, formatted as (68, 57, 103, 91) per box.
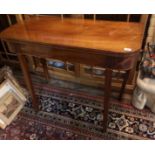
(0, 16, 144, 131)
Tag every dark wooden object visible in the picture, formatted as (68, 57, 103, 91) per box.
(40, 58, 49, 80)
(118, 70, 131, 100)
(18, 54, 38, 110)
(0, 16, 143, 132)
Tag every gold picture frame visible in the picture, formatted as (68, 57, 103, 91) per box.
(0, 66, 27, 129)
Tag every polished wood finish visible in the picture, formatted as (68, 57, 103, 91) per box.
(0, 16, 143, 132)
(75, 63, 80, 77)
(6, 41, 139, 70)
(0, 16, 144, 53)
(118, 70, 130, 100)
(32, 56, 38, 69)
(18, 54, 38, 110)
(104, 69, 112, 131)
(40, 58, 49, 80)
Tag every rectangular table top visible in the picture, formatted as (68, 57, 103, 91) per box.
(0, 16, 144, 53)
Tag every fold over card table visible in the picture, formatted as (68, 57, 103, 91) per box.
(0, 16, 144, 132)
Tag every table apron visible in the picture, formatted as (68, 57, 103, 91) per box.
(8, 41, 139, 70)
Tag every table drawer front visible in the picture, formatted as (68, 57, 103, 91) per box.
(9, 41, 139, 70)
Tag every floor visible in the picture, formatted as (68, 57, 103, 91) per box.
(20, 69, 132, 102)
(1, 67, 154, 139)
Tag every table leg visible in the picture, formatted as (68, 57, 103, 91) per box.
(40, 58, 49, 80)
(18, 54, 38, 110)
(118, 70, 130, 100)
(75, 63, 80, 77)
(103, 69, 112, 132)
(32, 56, 38, 70)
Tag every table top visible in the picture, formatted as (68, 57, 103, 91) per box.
(0, 16, 144, 53)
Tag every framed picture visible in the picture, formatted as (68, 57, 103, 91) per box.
(0, 91, 25, 129)
(0, 66, 27, 97)
(0, 66, 28, 129)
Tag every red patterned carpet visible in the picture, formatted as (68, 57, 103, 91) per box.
(0, 76, 155, 140)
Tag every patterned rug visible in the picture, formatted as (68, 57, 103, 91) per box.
(0, 78, 155, 140)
